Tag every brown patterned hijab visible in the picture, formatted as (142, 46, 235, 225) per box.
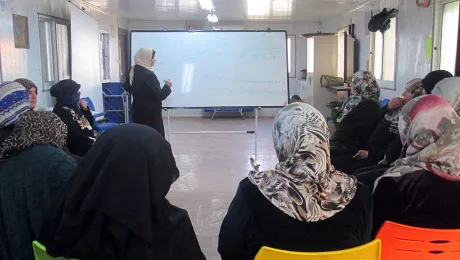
(0, 111, 67, 162)
(248, 103, 357, 222)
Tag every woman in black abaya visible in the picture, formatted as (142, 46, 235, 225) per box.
(38, 124, 205, 260)
(125, 48, 172, 137)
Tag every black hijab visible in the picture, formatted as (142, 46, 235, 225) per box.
(38, 124, 205, 260)
(422, 70, 453, 94)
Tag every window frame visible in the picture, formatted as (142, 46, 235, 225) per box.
(337, 27, 348, 79)
(38, 14, 71, 92)
(369, 15, 398, 90)
(432, 0, 459, 73)
(287, 34, 296, 78)
(99, 30, 111, 82)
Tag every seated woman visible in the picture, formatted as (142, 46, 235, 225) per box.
(333, 79, 424, 174)
(330, 71, 381, 158)
(432, 77, 460, 115)
(0, 81, 30, 143)
(50, 79, 95, 156)
(15, 78, 48, 111)
(288, 94, 303, 104)
(38, 124, 205, 260)
(372, 95, 460, 236)
(218, 103, 372, 260)
(0, 111, 76, 260)
(421, 70, 452, 94)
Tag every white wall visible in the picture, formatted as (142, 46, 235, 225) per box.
(128, 20, 320, 117)
(321, 1, 434, 99)
(0, 0, 121, 109)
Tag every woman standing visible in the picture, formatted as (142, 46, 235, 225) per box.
(125, 48, 172, 137)
(50, 79, 95, 156)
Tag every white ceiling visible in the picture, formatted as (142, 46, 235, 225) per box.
(82, 0, 363, 22)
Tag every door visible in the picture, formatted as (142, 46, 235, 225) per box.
(118, 28, 129, 82)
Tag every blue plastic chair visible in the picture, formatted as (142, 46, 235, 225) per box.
(81, 97, 118, 133)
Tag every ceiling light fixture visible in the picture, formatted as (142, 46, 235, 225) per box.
(207, 13, 218, 23)
(198, 0, 214, 11)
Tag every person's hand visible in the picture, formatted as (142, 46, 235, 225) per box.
(78, 100, 88, 111)
(165, 80, 172, 88)
(388, 97, 403, 110)
(354, 150, 369, 160)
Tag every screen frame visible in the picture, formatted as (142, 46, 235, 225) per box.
(129, 30, 290, 109)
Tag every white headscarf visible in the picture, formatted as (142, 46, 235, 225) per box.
(129, 48, 155, 85)
(432, 77, 460, 115)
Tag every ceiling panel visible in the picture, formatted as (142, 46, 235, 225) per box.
(81, 0, 361, 22)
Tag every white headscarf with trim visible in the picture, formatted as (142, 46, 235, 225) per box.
(432, 77, 460, 115)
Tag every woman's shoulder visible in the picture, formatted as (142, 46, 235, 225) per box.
(2, 145, 75, 169)
(340, 181, 373, 216)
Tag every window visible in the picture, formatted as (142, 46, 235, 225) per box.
(433, 0, 459, 74)
(370, 16, 397, 88)
(306, 37, 314, 73)
(38, 15, 70, 91)
(99, 32, 110, 81)
(287, 35, 295, 78)
(337, 29, 347, 78)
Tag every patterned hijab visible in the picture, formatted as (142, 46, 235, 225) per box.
(249, 103, 357, 222)
(384, 78, 424, 134)
(375, 95, 460, 191)
(432, 77, 460, 115)
(0, 111, 67, 162)
(0, 81, 30, 127)
(129, 48, 155, 85)
(336, 71, 380, 123)
(15, 78, 38, 93)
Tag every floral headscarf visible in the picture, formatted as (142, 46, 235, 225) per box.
(375, 95, 460, 191)
(0, 111, 67, 162)
(384, 78, 424, 134)
(432, 77, 460, 115)
(336, 71, 380, 123)
(249, 103, 357, 222)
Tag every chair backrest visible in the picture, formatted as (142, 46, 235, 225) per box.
(32, 241, 76, 260)
(254, 239, 381, 260)
(80, 97, 95, 111)
(381, 98, 391, 107)
(376, 221, 460, 260)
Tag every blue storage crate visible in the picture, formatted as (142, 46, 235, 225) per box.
(102, 82, 125, 95)
(106, 111, 125, 123)
(104, 96, 124, 111)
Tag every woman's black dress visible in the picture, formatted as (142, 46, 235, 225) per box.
(127, 65, 171, 137)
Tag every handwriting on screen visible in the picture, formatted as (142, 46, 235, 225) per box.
(131, 31, 289, 107)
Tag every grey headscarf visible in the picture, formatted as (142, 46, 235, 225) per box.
(248, 103, 357, 222)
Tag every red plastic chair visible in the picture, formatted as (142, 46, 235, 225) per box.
(376, 221, 460, 260)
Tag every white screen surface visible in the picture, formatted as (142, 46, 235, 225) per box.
(131, 31, 289, 108)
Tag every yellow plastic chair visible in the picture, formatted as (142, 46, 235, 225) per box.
(32, 241, 76, 260)
(254, 239, 381, 260)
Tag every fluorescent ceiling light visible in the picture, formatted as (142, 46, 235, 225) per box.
(198, 0, 214, 10)
(207, 13, 218, 23)
(248, 0, 270, 18)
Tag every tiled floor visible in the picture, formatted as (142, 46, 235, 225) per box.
(165, 117, 278, 260)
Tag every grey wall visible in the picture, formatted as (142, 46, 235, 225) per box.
(321, 1, 434, 99)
